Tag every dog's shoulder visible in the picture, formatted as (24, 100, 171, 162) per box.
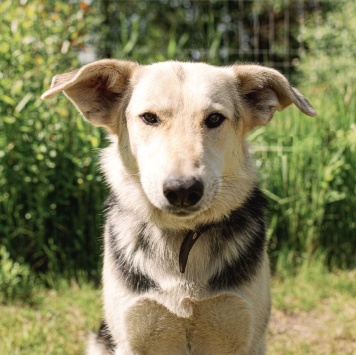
(207, 186, 267, 290)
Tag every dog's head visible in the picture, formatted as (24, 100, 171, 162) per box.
(42, 60, 316, 228)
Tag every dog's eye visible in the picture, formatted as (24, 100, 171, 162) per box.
(204, 113, 226, 129)
(140, 112, 159, 126)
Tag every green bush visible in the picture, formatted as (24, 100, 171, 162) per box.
(0, 1, 104, 280)
(298, 0, 356, 93)
(0, 245, 33, 302)
(1, 0, 355, 293)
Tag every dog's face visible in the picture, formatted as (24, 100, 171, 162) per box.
(126, 62, 242, 217)
(42, 60, 316, 225)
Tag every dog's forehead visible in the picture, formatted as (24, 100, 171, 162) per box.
(130, 62, 236, 112)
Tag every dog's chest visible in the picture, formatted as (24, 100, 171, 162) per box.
(123, 293, 252, 354)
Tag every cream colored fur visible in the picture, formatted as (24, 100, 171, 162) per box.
(42, 59, 316, 354)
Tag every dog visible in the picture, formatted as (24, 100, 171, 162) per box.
(42, 59, 316, 354)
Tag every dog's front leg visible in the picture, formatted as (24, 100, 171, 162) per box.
(112, 297, 189, 355)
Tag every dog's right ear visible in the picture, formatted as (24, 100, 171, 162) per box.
(41, 59, 138, 130)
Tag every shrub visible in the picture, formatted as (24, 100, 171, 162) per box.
(1, 1, 354, 284)
(298, 0, 356, 93)
(0, 245, 33, 302)
(0, 0, 104, 279)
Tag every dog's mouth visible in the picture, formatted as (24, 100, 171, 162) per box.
(165, 206, 201, 218)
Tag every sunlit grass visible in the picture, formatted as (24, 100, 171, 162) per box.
(0, 283, 101, 354)
(249, 87, 356, 272)
(268, 268, 356, 354)
(1, 270, 355, 354)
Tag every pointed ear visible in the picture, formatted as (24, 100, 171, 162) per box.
(42, 59, 138, 129)
(232, 65, 317, 128)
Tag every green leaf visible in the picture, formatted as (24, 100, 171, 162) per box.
(0, 95, 16, 106)
(15, 93, 33, 112)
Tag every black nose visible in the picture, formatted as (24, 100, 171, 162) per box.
(163, 177, 204, 208)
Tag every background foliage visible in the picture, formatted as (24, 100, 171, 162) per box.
(0, 1, 104, 287)
(1, 0, 355, 298)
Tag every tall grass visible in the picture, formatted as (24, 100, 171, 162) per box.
(1, 1, 355, 291)
(249, 87, 356, 272)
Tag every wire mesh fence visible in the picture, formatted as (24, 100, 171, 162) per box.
(75, 0, 354, 80)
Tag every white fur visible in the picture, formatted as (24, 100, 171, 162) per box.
(42, 59, 316, 354)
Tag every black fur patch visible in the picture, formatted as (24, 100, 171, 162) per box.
(104, 188, 266, 292)
(108, 223, 158, 293)
(137, 225, 152, 255)
(103, 193, 119, 211)
(96, 320, 115, 353)
(208, 187, 267, 290)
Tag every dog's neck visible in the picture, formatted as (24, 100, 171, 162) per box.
(179, 225, 212, 273)
(105, 185, 267, 285)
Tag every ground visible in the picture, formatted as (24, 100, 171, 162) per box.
(0, 270, 355, 354)
(268, 302, 356, 354)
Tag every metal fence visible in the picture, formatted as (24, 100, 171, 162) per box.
(78, 0, 353, 80)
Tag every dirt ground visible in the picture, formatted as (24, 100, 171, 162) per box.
(267, 301, 356, 354)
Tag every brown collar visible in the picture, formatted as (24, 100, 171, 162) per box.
(179, 225, 212, 273)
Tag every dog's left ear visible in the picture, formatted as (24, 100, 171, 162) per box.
(232, 65, 317, 129)
(41, 59, 138, 130)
